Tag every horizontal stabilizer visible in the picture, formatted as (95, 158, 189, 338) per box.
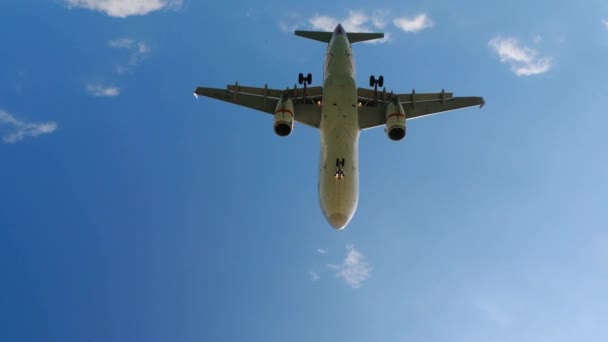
(294, 31, 332, 43)
(347, 32, 384, 43)
(295, 30, 384, 44)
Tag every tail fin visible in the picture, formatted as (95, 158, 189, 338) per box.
(295, 30, 384, 44)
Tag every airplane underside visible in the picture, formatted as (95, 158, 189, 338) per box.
(194, 24, 484, 230)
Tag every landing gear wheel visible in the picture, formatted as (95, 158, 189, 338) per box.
(298, 73, 304, 85)
(306, 73, 312, 85)
(378, 76, 384, 87)
(369, 75, 376, 87)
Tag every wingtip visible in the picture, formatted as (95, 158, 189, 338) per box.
(193, 92, 199, 99)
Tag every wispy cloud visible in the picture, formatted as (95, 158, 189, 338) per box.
(64, 0, 182, 18)
(317, 248, 328, 254)
(603, 19, 608, 30)
(308, 10, 391, 43)
(279, 12, 303, 33)
(474, 296, 512, 328)
(393, 13, 434, 33)
(0, 110, 57, 144)
(489, 37, 553, 76)
(108, 38, 150, 73)
(86, 83, 120, 97)
(308, 10, 380, 32)
(328, 245, 372, 288)
(288, 10, 434, 43)
(279, 22, 298, 33)
(371, 9, 390, 29)
(84, 38, 149, 96)
(309, 270, 320, 281)
(108, 38, 134, 49)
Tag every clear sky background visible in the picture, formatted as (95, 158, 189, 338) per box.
(1, 1, 608, 341)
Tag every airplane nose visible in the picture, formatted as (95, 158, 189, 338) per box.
(328, 213, 348, 230)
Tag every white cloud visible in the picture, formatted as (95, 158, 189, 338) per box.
(603, 19, 608, 30)
(317, 248, 328, 254)
(85, 38, 149, 95)
(342, 10, 370, 32)
(108, 38, 134, 49)
(278, 12, 303, 33)
(393, 13, 434, 33)
(474, 296, 512, 328)
(489, 36, 553, 76)
(299, 10, 436, 43)
(309, 10, 385, 32)
(309, 270, 320, 281)
(328, 245, 372, 289)
(108, 38, 150, 74)
(371, 9, 390, 29)
(309, 14, 339, 32)
(0, 110, 57, 144)
(308, 10, 391, 43)
(64, 0, 182, 18)
(279, 22, 298, 33)
(86, 83, 120, 97)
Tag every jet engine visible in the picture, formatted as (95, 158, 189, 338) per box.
(274, 93, 294, 136)
(385, 97, 406, 141)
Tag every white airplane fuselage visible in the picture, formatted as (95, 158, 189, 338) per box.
(318, 29, 359, 229)
(194, 25, 484, 230)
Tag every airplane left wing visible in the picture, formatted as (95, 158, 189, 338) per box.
(194, 85, 322, 128)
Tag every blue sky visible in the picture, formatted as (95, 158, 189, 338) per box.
(1, 0, 608, 341)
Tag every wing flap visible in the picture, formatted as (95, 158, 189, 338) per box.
(194, 86, 321, 128)
(358, 95, 485, 130)
(406, 97, 485, 120)
(226, 84, 323, 100)
(357, 88, 453, 103)
(226, 84, 284, 99)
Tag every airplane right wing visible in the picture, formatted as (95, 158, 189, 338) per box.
(357, 88, 484, 130)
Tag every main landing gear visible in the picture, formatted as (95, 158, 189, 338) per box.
(334, 158, 345, 179)
(298, 73, 312, 85)
(369, 75, 384, 105)
(297, 73, 313, 103)
(369, 75, 384, 88)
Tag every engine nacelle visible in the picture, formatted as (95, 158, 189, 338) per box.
(385, 97, 406, 141)
(274, 94, 294, 137)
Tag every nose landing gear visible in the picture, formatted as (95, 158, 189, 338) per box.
(334, 158, 345, 179)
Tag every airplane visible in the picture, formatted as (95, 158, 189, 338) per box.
(194, 24, 484, 230)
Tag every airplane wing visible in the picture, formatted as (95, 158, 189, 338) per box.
(357, 88, 484, 130)
(194, 84, 322, 128)
(357, 88, 454, 104)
